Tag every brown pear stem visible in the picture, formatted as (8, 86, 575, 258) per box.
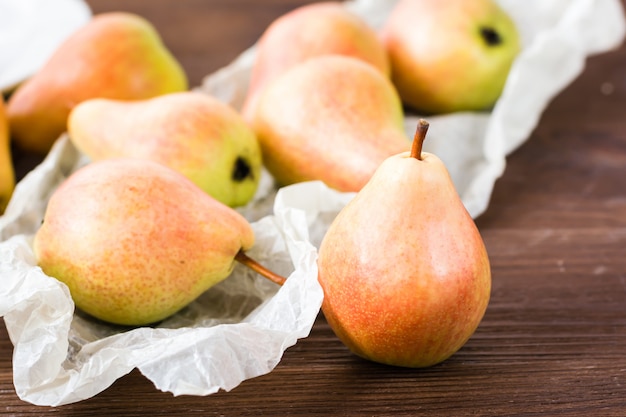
(410, 119, 430, 160)
(235, 250, 287, 286)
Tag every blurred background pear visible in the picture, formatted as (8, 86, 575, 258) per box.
(381, 0, 521, 114)
(7, 12, 188, 154)
(0, 97, 14, 214)
(242, 1, 389, 121)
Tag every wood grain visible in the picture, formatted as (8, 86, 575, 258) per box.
(3, 0, 626, 415)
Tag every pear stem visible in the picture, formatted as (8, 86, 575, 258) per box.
(410, 119, 430, 160)
(235, 250, 287, 286)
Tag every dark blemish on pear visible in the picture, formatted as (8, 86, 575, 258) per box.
(480, 26, 502, 46)
(232, 156, 252, 182)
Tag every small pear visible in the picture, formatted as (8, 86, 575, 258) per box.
(380, 0, 521, 114)
(7, 12, 188, 154)
(68, 92, 262, 207)
(242, 2, 389, 121)
(34, 158, 283, 326)
(251, 55, 409, 193)
(0, 97, 15, 214)
(317, 121, 491, 368)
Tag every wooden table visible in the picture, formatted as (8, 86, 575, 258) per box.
(3, 1, 626, 415)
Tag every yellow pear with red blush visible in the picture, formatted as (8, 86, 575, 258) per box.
(33, 158, 284, 326)
(7, 12, 188, 154)
(251, 55, 409, 193)
(242, 1, 389, 122)
(380, 0, 521, 114)
(317, 121, 491, 367)
(68, 92, 261, 208)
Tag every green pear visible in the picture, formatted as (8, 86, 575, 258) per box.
(242, 1, 389, 122)
(0, 97, 14, 214)
(7, 12, 188, 155)
(317, 120, 491, 368)
(380, 0, 521, 114)
(68, 92, 262, 208)
(251, 55, 409, 193)
(33, 158, 283, 326)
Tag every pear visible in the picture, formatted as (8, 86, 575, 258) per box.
(380, 0, 521, 114)
(7, 12, 188, 155)
(34, 158, 284, 326)
(241, 1, 389, 122)
(317, 120, 491, 368)
(68, 92, 262, 208)
(0, 97, 15, 214)
(251, 55, 409, 193)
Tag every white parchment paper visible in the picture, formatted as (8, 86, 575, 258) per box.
(1, 0, 625, 407)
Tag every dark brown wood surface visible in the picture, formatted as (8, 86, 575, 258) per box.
(3, 1, 626, 415)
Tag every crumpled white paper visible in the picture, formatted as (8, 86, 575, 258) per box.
(1, 0, 625, 407)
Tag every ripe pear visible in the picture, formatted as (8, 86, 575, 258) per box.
(380, 0, 521, 114)
(251, 55, 409, 192)
(7, 12, 188, 155)
(242, 2, 389, 121)
(68, 92, 262, 208)
(317, 121, 491, 368)
(33, 158, 283, 326)
(0, 97, 15, 214)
